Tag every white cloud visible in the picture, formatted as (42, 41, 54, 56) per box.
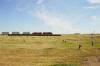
(87, 0, 100, 4)
(35, 8, 80, 33)
(90, 16, 97, 20)
(89, 16, 100, 21)
(89, 16, 100, 24)
(14, 0, 46, 14)
(85, 0, 100, 9)
(5, 0, 80, 33)
(36, 0, 45, 5)
(84, 5, 100, 9)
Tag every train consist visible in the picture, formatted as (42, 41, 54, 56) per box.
(1, 32, 61, 36)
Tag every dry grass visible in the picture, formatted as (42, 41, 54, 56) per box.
(0, 34, 100, 66)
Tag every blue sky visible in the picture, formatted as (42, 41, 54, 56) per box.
(0, 0, 100, 34)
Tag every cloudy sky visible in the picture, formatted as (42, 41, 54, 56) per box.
(0, 0, 100, 34)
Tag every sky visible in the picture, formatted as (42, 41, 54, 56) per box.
(0, 0, 100, 34)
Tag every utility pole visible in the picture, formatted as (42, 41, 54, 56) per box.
(90, 33, 94, 46)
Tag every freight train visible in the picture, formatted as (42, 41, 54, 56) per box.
(1, 32, 61, 36)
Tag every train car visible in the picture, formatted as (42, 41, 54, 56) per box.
(12, 32, 20, 34)
(2, 32, 9, 35)
(23, 32, 30, 34)
(43, 32, 53, 36)
(8, 32, 20, 36)
(7, 32, 61, 36)
(32, 32, 42, 36)
(22, 32, 30, 36)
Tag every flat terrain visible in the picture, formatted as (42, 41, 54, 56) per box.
(0, 34, 100, 66)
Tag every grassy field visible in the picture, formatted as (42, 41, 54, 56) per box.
(0, 34, 100, 66)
